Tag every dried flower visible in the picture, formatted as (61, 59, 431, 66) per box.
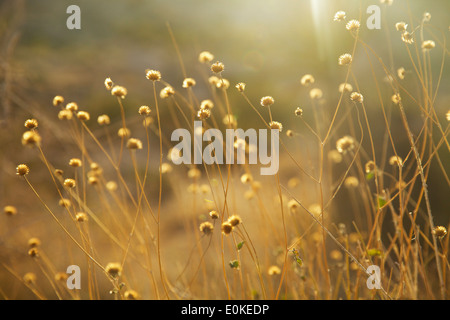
(199, 222, 214, 235)
(22, 130, 41, 147)
(389, 155, 403, 167)
(401, 31, 414, 44)
(365, 160, 376, 173)
(76, 212, 88, 222)
(182, 78, 196, 88)
(397, 67, 406, 80)
(118, 128, 131, 138)
(160, 86, 175, 99)
(336, 136, 355, 154)
(392, 93, 401, 104)
(269, 121, 283, 132)
(346, 19, 361, 31)
(334, 11, 346, 22)
(240, 173, 253, 184)
(69, 158, 82, 167)
(260, 96, 274, 107)
(4, 205, 17, 216)
(58, 109, 73, 120)
(422, 40, 435, 50)
(268, 266, 281, 275)
(211, 61, 225, 73)
(294, 107, 303, 117)
(66, 102, 78, 112)
(199, 51, 214, 63)
(23, 272, 37, 284)
(111, 85, 128, 99)
(104, 77, 114, 90)
(24, 119, 38, 129)
(300, 74, 315, 87)
(235, 82, 246, 92)
(59, 198, 71, 208)
(127, 138, 143, 150)
(433, 226, 447, 238)
(16, 164, 30, 176)
(216, 78, 230, 89)
(200, 99, 214, 110)
(339, 83, 353, 93)
(97, 114, 111, 126)
(53, 95, 64, 107)
(124, 290, 140, 300)
(221, 222, 233, 235)
(209, 210, 219, 219)
(105, 262, 122, 277)
(338, 53, 352, 66)
(138, 106, 151, 116)
(395, 22, 408, 32)
(344, 176, 359, 188)
(146, 69, 161, 81)
(228, 215, 242, 227)
(350, 92, 364, 103)
(64, 178, 76, 188)
(77, 111, 90, 121)
(309, 88, 323, 100)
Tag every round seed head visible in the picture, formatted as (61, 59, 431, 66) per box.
(200, 99, 214, 110)
(118, 128, 131, 138)
(105, 262, 122, 277)
(138, 106, 151, 116)
(145, 69, 161, 81)
(211, 61, 224, 73)
(338, 53, 352, 66)
(199, 222, 214, 235)
(228, 215, 242, 227)
(260, 96, 274, 107)
(58, 109, 73, 120)
(77, 111, 90, 121)
(365, 160, 376, 173)
(69, 158, 82, 167)
(16, 164, 30, 176)
(66, 102, 78, 112)
(338, 83, 353, 93)
(344, 176, 359, 188)
(197, 108, 211, 120)
(240, 173, 253, 184)
(395, 22, 408, 32)
(401, 31, 414, 44)
(23, 272, 37, 284)
(397, 67, 406, 80)
(58, 198, 71, 208)
(422, 40, 435, 50)
(268, 266, 281, 276)
(4, 205, 18, 216)
(216, 78, 230, 89)
(209, 210, 219, 219)
(126, 138, 143, 150)
(53, 95, 64, 107)
(111, 85, 127, 99)
(294, 107, 303, 117)
(104, 77, 114, 90)
(182, 77, 196, 88)
(28, 237, 41, 248)
(334, 11, 346, 22)
(76, 212, 88, 222)
(24, 119, 38, 129)
(221, 222, 233, 235)
(97, 114, 110, 126)
(350, 92, 364, 103)
(433, 226, 447, 238)
(389, 155, 403, 167)
(22, 130, 41, 147)
(300, 74, 315, 87)
(106, 181, 118, 191)
(336, 136, 355, 154)
(64, 178, 76, 188)
(269, 121, 283, 132)
(346, 19, 360, 31)
(309, 88, 323, 99)
(124, 290, 140, 300)
(28, 248, 39, 258)
(235, 82, 246, 92)
(199, 51, 214, 63)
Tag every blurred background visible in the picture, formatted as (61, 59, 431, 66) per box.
(0, 0, 449, 299)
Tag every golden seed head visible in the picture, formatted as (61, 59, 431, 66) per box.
(53, 95, 64, 107)
(395, 22, 408, 32)
(268, 265, 281, 276)
(328, 150, 343, 163)
(288, 199, 300, 211)
(28, 237, 41, 248)
(397, 67, 406, 80)
(160, 86, 175, 99)
(365, 160, 376, 173)
(200, 99, 214, 110)
(208, 76, 220, 85)
(4, 205, 18, 216)
(235, 82, 246, 92)
(197, 108, 211, 120)
(221, 222, 233, 235)
(106, 181, 118, 191)
(126, 138, 143, 150)
(58, 198, 71, 208)
(286, 130, 294, 137)
(344, 176, 359, 188)
(334, 11, 346, 22)
(28, 248, 39, 258)
(161, 163, 173, 174)
(76, 212, 88, 222)
(433, 226, 447, 238)
(300, 74, 315, 87)
(199, 221, 214, 235)
(118, 127, 131, 138)
(346, 19, 361, 31)
(77, 111, 90, 121)
(350, 92, 364, 103)
(228, 215, 242, 227)
(124, 290, 140, 300)
(216, 78, 230, 89)
(23, 273, 37, 284)
(446, 110, 450, 122)
(423, 12, 431, 22)
(199, 51, 214, 63)
(336, 136, 355, 154)
(182, 77, 196, 88)
(391, 93, 401, 104)
(65, 102, 78, 112)
(88, 176, 99, 185)
(111, 85, 128, 99)
(401, 31, 414, 44)
(309, 88, 323, 100)
(54, 169, 63, 176)
(294, 107, 303, 117)
(105, 262, 122, 277)
(54, 272, 68, 282)
(209, 210, 219, 219)
(330, 250, 343, 261)
(240, 173, 253, 184)
(16, 164, 30, 176)
(339, 83, 353, 93)
(422, 40, 435, 50)
(104, 77, 114, 90)
(188, 167, 201, 179)
(211, 61, 224, 73)
(64, 178, 76, 188)
(309, 204, 322, 217)
(145, 69, 161, 81)
(22, 130, 41, 147)
(389, 155, 403, 167)
(269, 121, 283, 132)
(69, 158, 82, 167)
(338, 53, 352, 66)
(260, 96, 275, 107)
(96, 115, 110, 127)
(90, 162, 101, 172)
(138, 105, 151, 116)
(24, 119, 38, 129)
(58, 109, 73, 120)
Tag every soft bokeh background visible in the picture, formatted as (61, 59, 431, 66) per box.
(1, 0, 449, 299)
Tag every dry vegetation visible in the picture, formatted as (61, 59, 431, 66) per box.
(1, 1, 449, 300)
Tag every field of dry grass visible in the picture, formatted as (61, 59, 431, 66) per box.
(0, 0, 449, 300)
